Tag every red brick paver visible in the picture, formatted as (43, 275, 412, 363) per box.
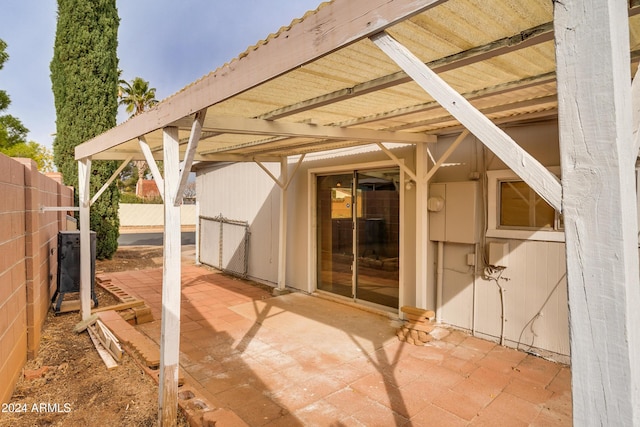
(104, 263, 572, 426)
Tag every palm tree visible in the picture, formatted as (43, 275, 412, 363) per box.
(118, 76, 158, 116)
(118, 77, 158, 196)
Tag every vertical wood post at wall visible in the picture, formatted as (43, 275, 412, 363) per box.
(554, 1, 640, 424)
(278, 157, 288, 291)
(78, 158, 92, 321)
(158, 126, 181, 426)
(414, 143, 429, 309)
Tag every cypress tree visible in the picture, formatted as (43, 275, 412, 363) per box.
(50, 0, 120, 259)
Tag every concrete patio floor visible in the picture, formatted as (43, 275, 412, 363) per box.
(104, 261, 572, 426)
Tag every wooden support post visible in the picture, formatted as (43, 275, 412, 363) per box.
(554, 1, 640, 424)
(158, 126, 181, 426)
(414, 143, 428, 309)
(632, 66, 640, 156)
(78, 158, 92, 321)
(278, 157, 288, 291)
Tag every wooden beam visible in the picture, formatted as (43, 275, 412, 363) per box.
(554, 0, 640, 424)
(375, 142, 418, 182)
(424, 130, 469, 182)
(90, 151, 162, 161)
(372, 31, 562, 212)
(414, 142, 428, 309)
(387, 94, 557, 132)
(254, 159, 284, 189)
(254, 155, 306, 190)
(78, 158, 92, 321)
(139, 137, 164, 201)
(338, 73, 557, 129)
(198, 115, 435, 144)
(284, 154, 305, 191)
(632, 65, 640, 157)
(260, 22, 554, 120)
(158, 126, 181, 427)
(91, 300, 145, 313)
(174, 109, 206, 207)
(278, 157, 288, 291)
(75, 0, 443, 160)
(91, 156, 134, 206)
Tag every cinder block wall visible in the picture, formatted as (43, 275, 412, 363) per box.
(0, 155, 73, 404)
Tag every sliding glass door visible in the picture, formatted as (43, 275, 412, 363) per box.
(317, 168, 400, 309)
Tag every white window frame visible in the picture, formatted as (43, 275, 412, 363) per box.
(487, 168, 565, 242)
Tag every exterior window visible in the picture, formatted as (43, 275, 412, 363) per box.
(499, 180, 563, 230)
(487, 169, 564, 242)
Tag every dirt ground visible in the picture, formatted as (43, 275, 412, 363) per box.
(0, 247, 188, 427)
(95, 246, 165, 273)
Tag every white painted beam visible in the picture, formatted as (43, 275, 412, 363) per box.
(284, 155, 305, 191)
(375, 142, 418, 182)
(414, 142, 428, 310)
(90, 156, 134, 206)
(371, 32, 562, 212)
(424, 130, 470, 182)
(632, 65, 640, 157)
(554, 0, 640, 424)
(254, 159, 284, 189)
(174, 110, 206, 207)
(139, 137, 164, 201)
(261, 22, 554, 121)
(278, 157, 288, 292)
(78, 158, 92, 321)
(198, 115, 434, 144)
(254, 155, 306, 191)
(75, 0, 443, 160)
(158, 127, 182, 426)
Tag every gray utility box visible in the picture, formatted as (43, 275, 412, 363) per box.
(52, 231, 98, 313)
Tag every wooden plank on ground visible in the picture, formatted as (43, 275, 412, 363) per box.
(74, 314, 98, 333)
(87, 327, 118, 369)
(91, 300, 144, 313)
(55, 299, 95, 314)
(90, 319, 124, 362)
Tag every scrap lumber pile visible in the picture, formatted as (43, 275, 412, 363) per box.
(75, 315, 123, 369)
(396, 306, 436, 345)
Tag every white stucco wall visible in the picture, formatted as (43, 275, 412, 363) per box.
(119, 203, 196, 227)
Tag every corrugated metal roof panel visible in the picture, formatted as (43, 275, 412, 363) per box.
(77, 0, 639, 162)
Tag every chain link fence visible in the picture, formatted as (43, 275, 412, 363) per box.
(199, 214, 250, 278)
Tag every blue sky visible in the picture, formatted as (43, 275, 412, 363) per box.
(1, 0, 322, 150)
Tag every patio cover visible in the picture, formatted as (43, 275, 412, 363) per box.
(73, 0, 640, 425)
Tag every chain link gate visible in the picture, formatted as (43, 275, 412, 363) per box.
(199, 214, 250, 278)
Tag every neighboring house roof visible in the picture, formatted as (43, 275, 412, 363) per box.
(136, 179, 160, 199)
(74, 0, 639, 163)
